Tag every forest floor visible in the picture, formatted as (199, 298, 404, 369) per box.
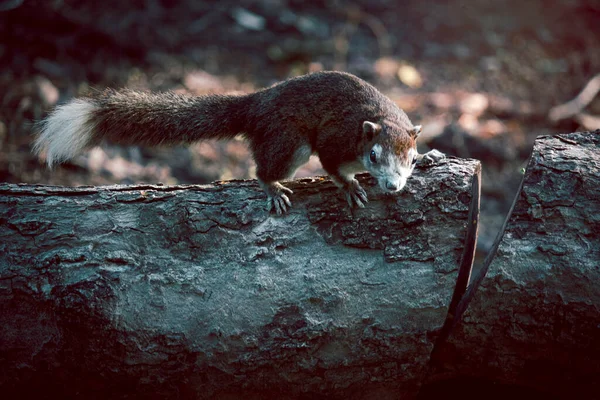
(1, 0, 599, 256)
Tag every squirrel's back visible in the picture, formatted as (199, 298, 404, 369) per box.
(249, 71, 409, 126)
(34, 71, 410, 166)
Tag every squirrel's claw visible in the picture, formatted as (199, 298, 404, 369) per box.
(279, 186, 293, 196)
(346, 192, 366, 208)
(268, 193, 292, 215)
(345, 180, 368, 209)
(419, 149, 445, 165)
(261, 181, 293, 215)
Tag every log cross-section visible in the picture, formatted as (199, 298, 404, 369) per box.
(432, 131, 600, 399)
(0, 158, 480, 399)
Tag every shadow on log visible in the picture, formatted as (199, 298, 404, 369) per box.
(428, 131, 600, 399)
(0, 159, 480, 399)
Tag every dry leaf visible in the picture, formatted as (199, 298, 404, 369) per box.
(397, 64, 423, 88)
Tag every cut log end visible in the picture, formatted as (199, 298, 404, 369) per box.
(432, 130, 600, 398)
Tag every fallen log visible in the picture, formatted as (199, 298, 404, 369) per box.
(430, 131, 600, 398)
(0, 158, 480, 399)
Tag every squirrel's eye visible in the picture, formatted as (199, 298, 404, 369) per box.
(370, 150, 377, 163)
(412, 157, 418, 165)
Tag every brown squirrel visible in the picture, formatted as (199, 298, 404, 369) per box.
(34, 71, 444, 213)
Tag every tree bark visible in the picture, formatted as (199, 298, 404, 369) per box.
(0, 159, 480, 400)
(430, 131, 600, 398)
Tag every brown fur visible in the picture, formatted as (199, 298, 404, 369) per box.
(88, 72, 414, 179)
(381, 131, 416, 157)
(42, 71, 423, 213)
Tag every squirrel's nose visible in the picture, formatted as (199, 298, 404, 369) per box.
(386, 181, 399, 191)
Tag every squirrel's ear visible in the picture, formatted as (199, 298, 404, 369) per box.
(410, 125, 422, 138)
(363, 121, 382, 141)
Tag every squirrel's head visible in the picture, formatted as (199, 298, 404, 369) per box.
(361, 120, 420, 193)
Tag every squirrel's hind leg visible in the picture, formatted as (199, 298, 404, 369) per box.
(258, 180, 293, 215)
(255, 143, 313, 215)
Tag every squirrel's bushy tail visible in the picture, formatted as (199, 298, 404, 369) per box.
(34, 90, 251, 167)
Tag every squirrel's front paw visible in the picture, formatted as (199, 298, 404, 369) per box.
(344, 179, 369, 208)
(419, 149, 445, 165)
(262, 182, 293, 215)
(267, 192, 292, 215)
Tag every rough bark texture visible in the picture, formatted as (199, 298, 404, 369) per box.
(0, 158, 480, 400)
(433, 131, 600, 398)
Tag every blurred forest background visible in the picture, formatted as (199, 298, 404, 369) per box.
(1, 0, 599, 256)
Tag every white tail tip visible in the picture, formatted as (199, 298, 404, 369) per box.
(34, 99, 98, 167)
